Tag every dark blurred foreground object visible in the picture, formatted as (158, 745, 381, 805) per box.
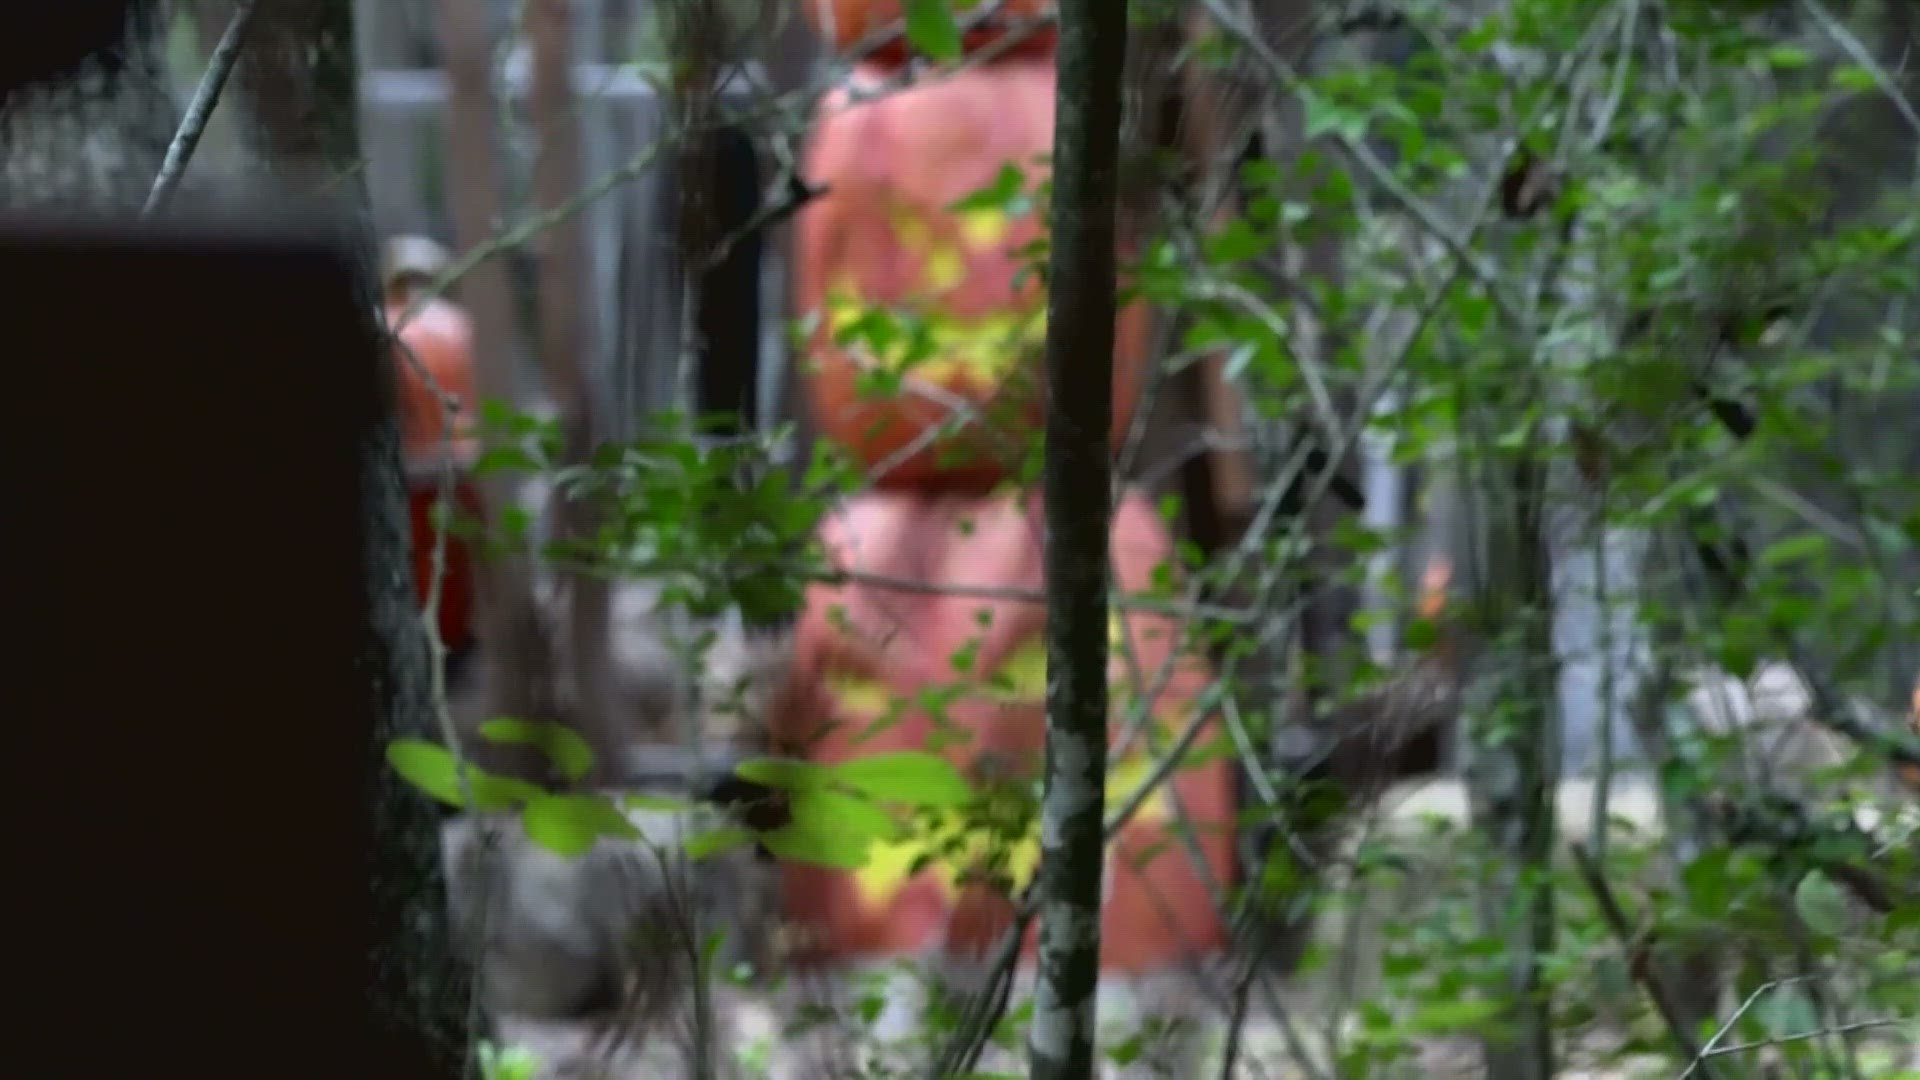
(0, 0, 141, 94)
(0, 208, 471, 1077)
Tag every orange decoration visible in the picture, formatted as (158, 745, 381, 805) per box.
(801, 0, 1057, 65)
(793, 58, 1152, 491)
(769, 489, 1235, 974)
(385, 296, 485, 654)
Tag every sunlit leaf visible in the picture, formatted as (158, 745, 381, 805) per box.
(828, 751, 976, 808)
(479, 717, 596, 783)
(386, 739, 541, 811)
(685, 827, 755, 861)
(522, 793, 640, 858)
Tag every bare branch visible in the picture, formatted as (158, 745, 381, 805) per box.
(143, 0, 259, 215)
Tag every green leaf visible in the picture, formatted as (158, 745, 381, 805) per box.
(521, 793, 641, 858)
(828, 751, 976, 808)
(388, 738, 466, 806)
(761, 788, 901, 868)
(473, 443, 541, 478)
(1793, 870, 1851, 936)
(948, 163, 1028, 214)
(476, 774, 549, 811)
(1763, 44, 1813, 69)
(1682, 849, 1735, 912)
(1831, 64, 1877, 92)
(623, 792, 694, 813)
(1203, 218, 1270, 264)
(760, 817, 878, 869)
(1755, 983, 1821, 1038)
(386, 738, 542, 811)
(735, 756, 833, 793)
(685, 826, 755, 861)
(1301, 89, 1370, 143)
(904, 0, 961, 61)
(1405, 996, 1505, 1035)
(479, 717, 596, 783)
(792, 787, 903, 841)
(477, 1041, 544, 1080)
(1758, 532, 1828, 567)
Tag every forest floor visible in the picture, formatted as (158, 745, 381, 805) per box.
(491, 982, 1920, 1079)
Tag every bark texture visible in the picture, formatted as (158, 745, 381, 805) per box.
(0, 1, 177, 210)
(234, 2, 480, 1071)
(1462, 457, 1559, 1080)
(1028, 0, 1129, 1076)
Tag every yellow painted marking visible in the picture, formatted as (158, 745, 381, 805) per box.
(989, 614, 1127, 704)
(853, 830, 928, 908)
(890, 205, 932, 255)
(823, 285, 868, 338)
(923, 244, 966, 292)
(848, 743, 1173, 911)
(825, 671, 892, 719)
(827, 624, 1191, 913)
(1106, 743, 1174, 827)
(821, 283, 1046, 387)
(988, 637, 1048, 703)
(958, 208, 1011, 251)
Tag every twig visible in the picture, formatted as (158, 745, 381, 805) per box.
(698, 170, 823, 274)
(1682, 976, 1908, 1078)
(1183, 274, 1343, 448)
(1693, 976, 1814, 1071)
(144, 0, 260, 216)
(1195, 0, 1618, 331)
(1696, 1018, 1904, 1065)
(933, 895, 1039, 1077)
(391, 134, 673, 337)
(1800, 0, 1920, 143)
(1101, 686, 1224, 842)
(1568, 841, 1717, 1076)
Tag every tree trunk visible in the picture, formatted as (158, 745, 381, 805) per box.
(0, 0, 177, 210)
(525, 0, 621, 778)
(1462, 456, 1559, 1080)
(432, 0, 572, 780)
(232, 2, 479, 1072)
(1028, 0, 1129, 1077)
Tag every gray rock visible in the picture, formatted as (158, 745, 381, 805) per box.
(441, 798, 778, 1021)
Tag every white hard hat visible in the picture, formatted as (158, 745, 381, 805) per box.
(381, 234, 454, 297)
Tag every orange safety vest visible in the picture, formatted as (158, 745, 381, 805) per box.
(386, 297, 483, 654)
